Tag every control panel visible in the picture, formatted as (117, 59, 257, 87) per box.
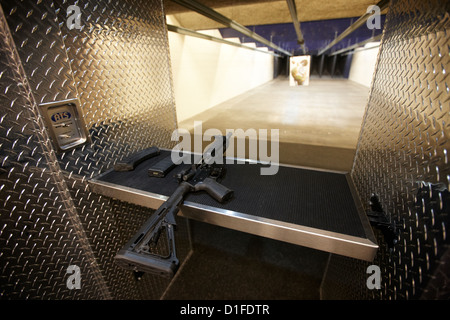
(38, 99, 90, 152)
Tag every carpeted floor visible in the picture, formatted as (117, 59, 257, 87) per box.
(162, 221, 330, 300)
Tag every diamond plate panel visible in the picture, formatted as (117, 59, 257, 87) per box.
(0, 4, 107, 299)
(55, 0, 177, 177)
(53, 0, 187, 299)
(2, 0, 77, 104)
(323, 0, 450, 300)
(1, 0, 186, 300)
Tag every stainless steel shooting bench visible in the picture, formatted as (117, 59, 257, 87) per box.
(89, 149, 378, 261)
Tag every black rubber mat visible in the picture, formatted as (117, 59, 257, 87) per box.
(99, 150, 366, 238)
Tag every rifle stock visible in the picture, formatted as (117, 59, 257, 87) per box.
(114, 182, 190, 277)
(115, 223, 178, 278)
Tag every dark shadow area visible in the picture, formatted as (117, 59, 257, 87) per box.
(162, 221, 330, 300)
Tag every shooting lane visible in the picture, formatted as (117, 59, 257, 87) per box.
(1, 0, 449, 302)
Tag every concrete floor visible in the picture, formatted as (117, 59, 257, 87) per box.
(178, 76, 369, 172)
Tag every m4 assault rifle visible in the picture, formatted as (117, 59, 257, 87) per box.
(114, 133, 233, 278)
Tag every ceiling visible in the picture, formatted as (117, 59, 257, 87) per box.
(163, 0, 387, 56)
(163, 0, 384, 30)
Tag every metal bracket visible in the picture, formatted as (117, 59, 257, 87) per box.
(38, 98, 90, 153)
(367, 194, 402, 250)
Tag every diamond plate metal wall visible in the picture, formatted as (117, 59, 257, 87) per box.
(53, 0, 178, 177)
(321, 0, 450, 300)
(1, 0, 187, 299)
(52, 0, 189, 300)
(0, 3, 109, 299)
